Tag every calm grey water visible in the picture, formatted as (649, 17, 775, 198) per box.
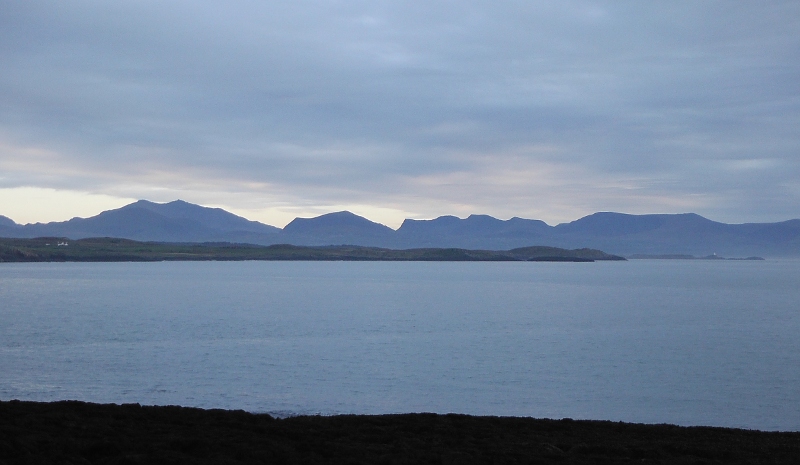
(1, 260, 799, 430)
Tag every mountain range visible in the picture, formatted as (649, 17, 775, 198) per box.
(1, 200, 798, 257)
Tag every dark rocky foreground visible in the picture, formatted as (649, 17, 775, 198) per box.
(1, 401, 799, 464)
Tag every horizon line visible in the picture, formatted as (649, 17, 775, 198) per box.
(3, 198, 799, 230)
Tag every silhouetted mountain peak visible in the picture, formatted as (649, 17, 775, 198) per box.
(394, 214, 553, 250)
(398, 214, 549, 235)
(281, 211, 395, 246)
(555, 212, 719, 236)
(0, 201, 797, 256)
(397, 216, 460, 231)
(462, 214, 512, 229)
(124, 199, 159, 207)
(284, 211, 394, 234)
(0, 215, 17, 227)
(117, 199, 279, 234)
(466, 214, 499, 221)
(507, 217, 550, 226)
(0, 200, 279, 242)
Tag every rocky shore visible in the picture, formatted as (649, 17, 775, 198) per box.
(1, 400, 798, 464)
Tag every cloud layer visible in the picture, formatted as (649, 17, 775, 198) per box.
(2, 1, 799, 226)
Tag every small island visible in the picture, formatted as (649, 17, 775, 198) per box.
(628, 254, 765, 260)
(0, 237, 625, 263)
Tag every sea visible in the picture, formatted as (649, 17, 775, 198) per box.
(1, 260, 799, 431)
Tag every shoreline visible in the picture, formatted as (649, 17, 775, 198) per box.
(0, 237, 626, 262)
(2, 400, 798, 463)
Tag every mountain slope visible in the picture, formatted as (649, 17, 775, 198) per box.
(123, 200, 278, 235)
(0, 215, 16, 228)
(395, 214, 551, 249)
(3, 200, 279, 243)
(281, 211, 395, 246)
(547, 212, 799, 256)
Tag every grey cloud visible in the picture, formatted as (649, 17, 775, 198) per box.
(1, 1, 799, 223)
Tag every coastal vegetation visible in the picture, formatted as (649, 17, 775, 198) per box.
(0, 237, 625, 262)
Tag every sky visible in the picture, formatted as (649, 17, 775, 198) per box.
(1, 1, 798, 228)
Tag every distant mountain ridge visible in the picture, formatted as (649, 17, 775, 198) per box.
(1, 200, 798, 256)
(283, 211, 395, 247)
(395, 215, 551, 250)
(0, 200, 280, 243)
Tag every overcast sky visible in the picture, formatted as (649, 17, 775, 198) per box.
(1, 1, 798, 227)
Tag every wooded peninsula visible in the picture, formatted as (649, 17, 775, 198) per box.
(0, 237, 625, 262)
